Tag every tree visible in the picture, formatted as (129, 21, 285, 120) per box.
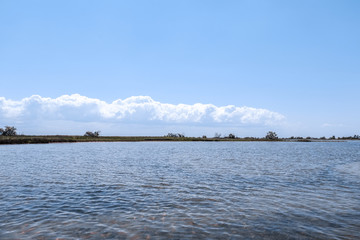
(1, 126, 17, 136)
(228, 133, 236, 139)
(84, 131, 100, 137)
(265, 131, 278, 140)
(214, 133, 221, 138)
(166, 133, 185, 138)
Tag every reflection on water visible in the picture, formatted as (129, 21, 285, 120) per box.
(1, 141, 360, 239)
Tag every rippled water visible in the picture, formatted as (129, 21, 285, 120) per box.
(1, 141, 360, 239)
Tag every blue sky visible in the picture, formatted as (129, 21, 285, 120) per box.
(0, 0, 359, 137)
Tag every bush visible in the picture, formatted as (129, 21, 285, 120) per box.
(166, 133, 185, 138)
(265, 131, 278, 140)
(0, 126, 17, 136)
(84, 131, 100, 137)
(228, 133, 236, 139)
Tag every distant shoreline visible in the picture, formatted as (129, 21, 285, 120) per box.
(0, 135, 352, 145)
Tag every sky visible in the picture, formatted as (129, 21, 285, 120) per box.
(0, 0, 359, 137)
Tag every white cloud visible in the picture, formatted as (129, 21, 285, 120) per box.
(0, 94, 285, 128)
(322, 123, 344, 128)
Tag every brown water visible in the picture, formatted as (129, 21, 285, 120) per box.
(1, 141, 359, 239)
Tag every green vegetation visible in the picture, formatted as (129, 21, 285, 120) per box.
(0, 135, 233, 145)
(0, 128, 358, 145)
(0, 126, 17, 136)
(166, 133, 185, 138)
(227, 133, 236, 139)
(84, 131, 101, 137)
(265, 131, 279, 141)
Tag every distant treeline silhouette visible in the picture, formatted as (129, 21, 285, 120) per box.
(1, 126, 359, 142)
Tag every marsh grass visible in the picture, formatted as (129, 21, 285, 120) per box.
(0, 135, 286, 145)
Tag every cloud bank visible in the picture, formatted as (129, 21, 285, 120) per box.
(0, 94, 285, 126)
(0, 94, 284, 125)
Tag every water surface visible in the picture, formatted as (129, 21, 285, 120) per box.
(1, 141, 359, 239)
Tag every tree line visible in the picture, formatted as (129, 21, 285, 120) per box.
(1, 126, 359, 141)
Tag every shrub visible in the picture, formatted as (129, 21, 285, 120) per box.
(84, 131, 100, 137)
(265, 131, 278, 140)
(0, 126, 17, 136)
(228, 133, 236, 139)
(166, 133, 185, 138)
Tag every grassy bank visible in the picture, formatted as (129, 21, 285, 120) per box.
(0, 135, 291, 145)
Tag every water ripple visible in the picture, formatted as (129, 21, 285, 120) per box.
(0, 141, 360, 239)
